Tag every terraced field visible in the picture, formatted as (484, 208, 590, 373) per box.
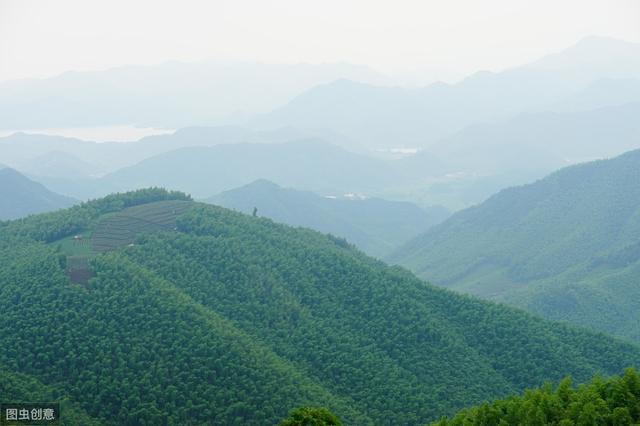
(91, 200, 193, 252)
(66, 255, 94, 284)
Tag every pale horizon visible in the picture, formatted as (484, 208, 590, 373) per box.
(2, 0, 639, 84)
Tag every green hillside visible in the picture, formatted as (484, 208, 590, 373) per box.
(432, 368, 640, 425)
(1, 189, 640, 424)
(389, 148, 640, 342)
(207, 179, 448, 257)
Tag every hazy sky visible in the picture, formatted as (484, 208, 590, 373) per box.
(1, 0, 639, 83)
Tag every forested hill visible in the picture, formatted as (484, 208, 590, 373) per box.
(207, 179, 448, 257)
(0, 167, 76, 220)
(1, 188, 640, 425)
(389, 148, 640, 342)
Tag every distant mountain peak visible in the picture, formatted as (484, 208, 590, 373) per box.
(0, 166, 25, 178)
(527, 35, 640, 75)
(0, 167, 77, 220)
(571, 34, 640, 49)
(243, 178, 282, 190)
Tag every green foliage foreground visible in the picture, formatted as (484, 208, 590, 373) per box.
(433, 368, 640, 426)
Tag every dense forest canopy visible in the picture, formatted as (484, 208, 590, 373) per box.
(0, 189, 639, 425)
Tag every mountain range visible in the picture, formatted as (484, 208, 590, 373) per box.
(0, 126, 344, 177)
(399, 101, 640, 208)
(3, 37, 639, 154)
(41, 139, 408, 200)
(0, 61, 388, 130)
(3, 37, 640, 213)
(253, 36, 640, 149)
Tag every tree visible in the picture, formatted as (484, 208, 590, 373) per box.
(279, 407, 343, 426)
